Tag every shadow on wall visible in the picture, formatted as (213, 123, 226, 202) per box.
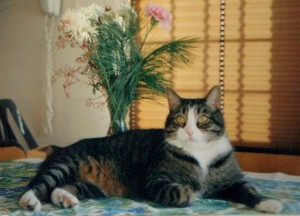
(232, 0, 300, 154)
(269, 0, 300, 151)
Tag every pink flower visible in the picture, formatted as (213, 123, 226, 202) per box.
(144, 3, 172, 30)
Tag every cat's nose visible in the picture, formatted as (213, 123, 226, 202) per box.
(186, 129, 194, 137)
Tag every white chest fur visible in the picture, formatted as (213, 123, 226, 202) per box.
(185, 135, 233, 175)
(169, 134, 233, 175)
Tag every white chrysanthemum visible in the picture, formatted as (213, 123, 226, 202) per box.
(80, 3, 105, 21)
(115, 2, 131, 11)
(113, 5, 136, 31)
(114, 15, 125, 29)
(75, 20, 98, 44)
(60, 8, 98, 45)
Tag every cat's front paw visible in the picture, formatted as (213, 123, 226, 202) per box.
(51, 188, 79, 209)
(19, 190, 42, 211)
(255, 199, 283, 213)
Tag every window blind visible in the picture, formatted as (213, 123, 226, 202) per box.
(132, 0, 300, 151)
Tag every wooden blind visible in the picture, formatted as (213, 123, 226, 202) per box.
(133, 0, 300, 152)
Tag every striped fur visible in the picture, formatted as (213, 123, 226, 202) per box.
(20, 130, 203, 211)
(19, 86, 282, 213)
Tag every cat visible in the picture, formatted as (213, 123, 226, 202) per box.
(19, 86, 283, 213)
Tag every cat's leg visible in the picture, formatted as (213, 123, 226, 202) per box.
(51, 187, 79, 209)
(19, 163, 77, 211)
(19, 190, 42, 211)
(145, 177, 201, 207)
(51, 182, 105, 208)
(215, 180, 283, 213)
(254, 199, 283, 213)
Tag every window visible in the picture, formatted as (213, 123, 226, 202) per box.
(132, 0, 300, 152)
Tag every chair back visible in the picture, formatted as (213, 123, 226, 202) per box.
(0, 99, 38, 149)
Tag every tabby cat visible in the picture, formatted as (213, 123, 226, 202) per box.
(19, 86, 283, 213)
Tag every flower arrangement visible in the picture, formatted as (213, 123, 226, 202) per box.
(53, 3, 197, 135)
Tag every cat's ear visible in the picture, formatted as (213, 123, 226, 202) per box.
(166, 88, 181, 110)
(206, 86, 221, 110)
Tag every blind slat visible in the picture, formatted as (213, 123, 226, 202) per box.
(134, 0, 300, 148)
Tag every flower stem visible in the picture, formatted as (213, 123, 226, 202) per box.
(140, 18, 157, 50)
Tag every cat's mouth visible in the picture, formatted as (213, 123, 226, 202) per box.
(184, 132, 203, 142)
(177, 135, 199, 144)
(186, 136, 197, 142)
(182, 133, 209, 146)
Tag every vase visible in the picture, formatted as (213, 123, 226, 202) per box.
(108, 118, 127, 135)
(107, 106, 128, 135)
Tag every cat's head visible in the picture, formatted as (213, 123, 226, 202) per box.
(165, 86, 225, 149)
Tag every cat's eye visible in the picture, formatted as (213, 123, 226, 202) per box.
(175, 115, 186, 126)
(198, 115, 209, 124)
